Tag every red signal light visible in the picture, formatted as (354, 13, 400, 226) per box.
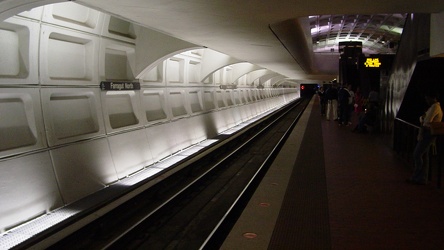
(301, 85, 305, 90)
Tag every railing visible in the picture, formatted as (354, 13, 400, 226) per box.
(394, 118, 444, 188)
(393, 118, 420, 165)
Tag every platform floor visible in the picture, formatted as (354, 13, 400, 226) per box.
(221, 96, 444, 250)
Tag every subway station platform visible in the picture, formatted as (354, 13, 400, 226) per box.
(221, 96, 444, 250)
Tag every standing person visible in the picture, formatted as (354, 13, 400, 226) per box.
(317, 86, 326, 116)
(408, 93, 443, 185)
(348, 84, 355, 124)
(325, 84, 338, 121)
(354, 87, 364, 114)
(367, 88, 380, 128)
(338, 84, 351, 125)
(368, 88, 379, 107)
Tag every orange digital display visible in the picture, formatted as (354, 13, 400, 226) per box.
(364, 58, 382, 68)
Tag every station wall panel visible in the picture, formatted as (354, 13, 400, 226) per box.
(209, 110, 228, 133)
(169, 118, 197, 151)
(264, 98, 272, 111)
(188, 60, 201, 83)
(245, 103, 255, 119)
(141, 89, 169, 125)
(188, 115, 207, 144)
(41, 88, 105, 146)
(0, 151, 63, 232)
(39, 25, 99, 85)
(188, 115, 210, 143)
(0, 88, 46, 158)
(0, 2, 302, 234)
(233, 90, 241, 105)
(237, 105, 249, 122)
(0, 17, 39, 85)
(239, 90, 247, 104)
(140, 64, 164, 84)
(244, 90, 251, 102)
(250, 90, 257, 102)
(50, 138, 117, 204)
(101, 15, 137, 44)
(167, 58, 184, 84)
(279, 94, 286, 105)
(224, 90, 234, 106)
(250, 89, 256, 101)
(101, 90, 143, 134)
(215, 90, 226, 109)
(198, 113, 219, 138)
(108, 129, 153, 179)
(203, 90, 216, 111)
(42, 2, 103, 35)
(225, 67, 233, 83)
(259, 90, 264, 100)
(249, 100, 258, 117)
(240, 90, 247, 104)
(221, 108, 236, 129)
(214, 70, 222, 84)
(168, 90, 189, 119)
(238, 75, 247, 86)
(255, 89, 261, 101)
(244, 103, 256, 119)
(188, 90, 203, 114)
(145, 123, 177, 162)
(255, 99, 264, 114)
(231, 105, 243, 125)
(100, 38, 135, 81)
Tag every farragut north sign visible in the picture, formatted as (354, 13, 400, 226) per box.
(100, 81, 141, 91)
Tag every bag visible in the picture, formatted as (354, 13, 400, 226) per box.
(430, 122, 444, 135)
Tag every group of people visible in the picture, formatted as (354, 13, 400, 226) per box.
(319, 84, 443, 186)
(318, 83, 379, 132)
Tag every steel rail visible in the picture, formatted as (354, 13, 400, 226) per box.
(101, 98, 307, 249)
(200, 98, 308, 249)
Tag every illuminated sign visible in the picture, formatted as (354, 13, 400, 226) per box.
(364, 58, 382, 68)
(100, 81, 140, 91)
(219, 84, 237, 90)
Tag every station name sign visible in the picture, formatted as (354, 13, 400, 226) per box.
(219, 84, 237, 90)
(100, 81, 141, 91)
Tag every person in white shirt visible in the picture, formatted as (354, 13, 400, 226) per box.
(408, 93, 443, 185)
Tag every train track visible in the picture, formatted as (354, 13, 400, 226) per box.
(47, 98, 309, 250)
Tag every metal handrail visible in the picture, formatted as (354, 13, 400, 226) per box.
(393, 118, 420, 164)
(395, 118, 420, 129)
(394, 117, 443, 188)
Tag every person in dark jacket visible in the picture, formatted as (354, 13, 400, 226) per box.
(338, 84, 352, 125)
(317, 86, 326, 115)
(325, 84, 338, 121)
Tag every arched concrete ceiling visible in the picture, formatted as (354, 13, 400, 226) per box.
(71, 1, 444, 82)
